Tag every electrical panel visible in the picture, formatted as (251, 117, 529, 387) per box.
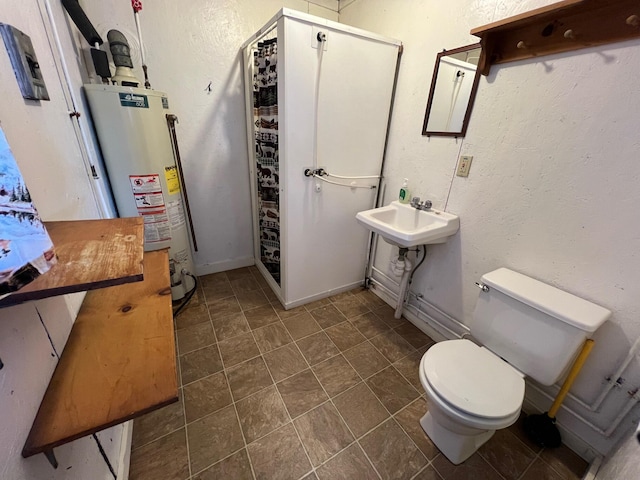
(0, 24, 49, 101)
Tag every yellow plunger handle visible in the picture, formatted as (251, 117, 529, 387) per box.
(548, 339, 595, 418)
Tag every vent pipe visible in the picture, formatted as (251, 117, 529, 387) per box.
(107, 30, 140, 87)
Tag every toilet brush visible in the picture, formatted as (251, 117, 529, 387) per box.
(523, 339, 595, 448)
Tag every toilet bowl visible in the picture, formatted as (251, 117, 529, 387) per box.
(416, 268, 611, 465)
(419, 339, 524, 464)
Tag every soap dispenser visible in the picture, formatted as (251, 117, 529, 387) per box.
(399, 178, 410, 204)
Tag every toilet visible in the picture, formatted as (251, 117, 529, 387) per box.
(419, 268, 611, 464)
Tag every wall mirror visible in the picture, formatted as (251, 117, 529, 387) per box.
(422, 44, 481, 138)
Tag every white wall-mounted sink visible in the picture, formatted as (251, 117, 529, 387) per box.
(356, 200, 460, 248)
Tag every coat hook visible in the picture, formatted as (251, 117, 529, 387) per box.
(564, 29, 575, 39)
(627, 15, 639, 27)
(204, 81, 212, 93)
(0, 356, 3, 369)
(516, 40, 527, 49)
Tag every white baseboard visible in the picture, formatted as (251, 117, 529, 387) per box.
(195, 256, 255, 276)
(117, 420, 133, 480)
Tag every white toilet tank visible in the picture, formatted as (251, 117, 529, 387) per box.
(471, 268, 611, 386)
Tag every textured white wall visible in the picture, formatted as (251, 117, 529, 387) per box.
(340, 0, 640, 458)
(77, 0, 338, 275)
(0, 1, 123, 479)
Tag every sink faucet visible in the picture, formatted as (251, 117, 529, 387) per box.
(410, 197, 432, 211)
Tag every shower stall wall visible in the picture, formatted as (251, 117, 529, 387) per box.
(243, 9, 401, 309)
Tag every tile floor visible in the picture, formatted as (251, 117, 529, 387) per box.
(129, 266, 589, 480)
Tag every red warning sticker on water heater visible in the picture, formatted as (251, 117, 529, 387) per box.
(130, 174, 171, 243)
(130, 174, 161, 193)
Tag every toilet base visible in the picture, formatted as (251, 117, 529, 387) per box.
(420, 411, 495, 465)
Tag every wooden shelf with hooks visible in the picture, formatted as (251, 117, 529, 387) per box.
(471, 0, 640, 76)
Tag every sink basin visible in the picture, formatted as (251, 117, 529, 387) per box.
(356, 200, 460, 247)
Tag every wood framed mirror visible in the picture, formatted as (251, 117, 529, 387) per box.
(422, 44, 482, 138)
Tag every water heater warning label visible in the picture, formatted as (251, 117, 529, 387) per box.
(130, 174, 161, 193)
(130, 174, 170, 243)
(164, 166, 180, 194)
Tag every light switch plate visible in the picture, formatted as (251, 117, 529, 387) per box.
(457, 155, 473, 177)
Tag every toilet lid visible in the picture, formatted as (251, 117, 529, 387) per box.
(422, 339, 525, 419)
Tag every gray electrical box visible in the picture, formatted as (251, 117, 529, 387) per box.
(0, 24, 49, 101)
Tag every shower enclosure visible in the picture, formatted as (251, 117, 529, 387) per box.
(242, 9, 401, 308)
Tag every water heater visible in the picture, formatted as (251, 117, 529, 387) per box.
(84, 84, 196, 300)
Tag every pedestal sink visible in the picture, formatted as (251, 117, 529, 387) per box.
(356, 201, 460, 247)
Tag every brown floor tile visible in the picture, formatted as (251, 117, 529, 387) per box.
(263, 287, 279, 302)
(187, 405, 244, 473)
(333, 383, 389, 437)
(540, 444, 588, 479)
(236, 385, 290, 443)
(263, 344, 309, 382)
(393, 350, 424, 391)
(244, 304, 280, 329)
(316, 443, 378, 480)
(370, 330, 415, 363)
(312, 354, 361, 397)
(207, 295, 242, 317)
(193, 449, 253, 480)
(310, 304, 348, 329)
(202, 283, 235, 303)
(225, 267, 253, 281)
(349, 311, 391, 339)
(247, 423, 312, 480)
(183, 372, 232, 423)
(520, 458, 564, 480)
(226, 355, 273, 400)
(218, 331, 260, 367)
(479, 428, 536, 480)
(296, 332, 340, 365)
(199, 272, 229, 287)
(412, 465, 441, 480)
(325, 321, 367, 351)
(129, 428, 189, 480)
(175, 303, 210, 330)
(177, 321, 216, 355)
(180, 344, 223, 385)
(230, 276, 260, 293)
(373, 305, 406, 329)
(272, 302, 308, 320)
(394, 322, 434, 349)
(367, 366, 419, 414)
(360, 419, 427, 480)
(282, 311, 322, 340)
(254, 322, 293, 353)
(277, 369, 329, 418)
(352, 288, 387, 309)
(432, 452, 502, 480)
(343, 341, 390, 379)
(132, 391, 184, 450)
(394, 397, 439, 460)
(210, 311, 251, 341)
(333, 296, 371, 319)
(237, 289, 269, 310)
(294, 402, 354, 467)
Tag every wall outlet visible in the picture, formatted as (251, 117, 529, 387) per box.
(456, 155, 473, 177)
